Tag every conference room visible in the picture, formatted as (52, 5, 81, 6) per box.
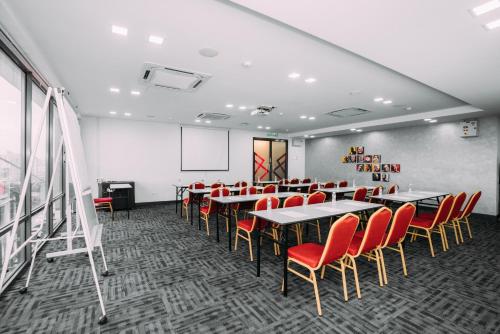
(0, 1, 499, 333)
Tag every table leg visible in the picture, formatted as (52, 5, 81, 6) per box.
(190, 197, 194, 225)
(228, 204, 232, 252)
(256, 220, 261, 277)
(216, 202, 220, 243)
(176, 187, 179, 214)
(282, 225, 289, 297)
(198, 196, 201, 230)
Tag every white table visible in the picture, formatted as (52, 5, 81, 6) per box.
(249, 200, 383, 296)
(370, 190, 448, 215)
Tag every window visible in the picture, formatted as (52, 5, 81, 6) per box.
(0, 49, 24, 228)
(31, 83, 48, 211)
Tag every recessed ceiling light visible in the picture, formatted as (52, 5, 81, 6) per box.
(205, 120, 212, 124)
(356, 129, 363, 132)
(109, 87, 120, 93)
(199, 48, 218, 57)
(279, 112, 284, 116)
(374, 97, 384, 102)
(484, 18, 500, 30)
(130, 90, 141, 96)
(148, 35, 164, 45)
(111, 25, 128, 36)
(350, 128, 357, 131)
(309, 135, 315, 138)
(304, 135, 309, 138)
(383, 100, 393, 104)
(405, 106, 413, 111)
(225, 104, 234, 108)
(124, 112, 132, 117)
(424, 118, 432, 121)
(429, 120, 438, 123)
(308, 116, 316, 120)
(257, 125, 263, 129)
(471, 0, 500, 16)
(288, 72, 301, 79)
(265, 126, 271, 130)
(305, 77, 316, 83)
(195, 119, 201, 123)
(242, 60, 253, 68)
(238, 106, 247, 110)
(300, 115, 307, 119)
(109, 111, 117, 115)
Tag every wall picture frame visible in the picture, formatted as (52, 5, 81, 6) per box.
(363, 155, 372, 163)
(372, 164, 381, 172)
(363, 164, 372, 172)
(391, 164, 401, 173)
(356, 146, 364, 154)
(356, 164, 363, 172)
(372, 155, 381, 164)
(372, 173, 381, 181)
(382, 164, 391, 173)
(382, 173, 390, 182)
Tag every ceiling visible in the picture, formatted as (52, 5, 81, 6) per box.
(0, 0, 496, 135)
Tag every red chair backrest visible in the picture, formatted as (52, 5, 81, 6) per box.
(338, 180, 348, 187)
(187, 182, 205, 202)
(388, 184, 398, 194)
(371, 186, 382, 197)
(283, 195, 304, 208)
(449, 192, 466, 220)
(290, 178, 299, 184)
(250, 196, 280, 231)
(263, 184, 276, 193)
(207, 187, 230, 214)
(308, 183, 319, 194)
(307, 191, 326, 205)
(459, 191, 481, 219)
(323, 181, 335, 189)
(279, 179, 289, 185)
(302, 178, 311, 183)
(318, 214, 360, 268)
(211, 182, 225, 188)
(353, 187, 368, 202)
(234, 181, 247, 187)
(383, 203, 416, 247)
(240, 186, 258, 195)
(432, 195, 455, 227)
(355, 207, 393, 255)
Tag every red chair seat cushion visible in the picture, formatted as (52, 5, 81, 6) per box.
(237, 219, 254, 232)
(410, 217, 434, 229)
(417, 212, 436, 220)
(347, 235, 363, 256)
(94, 197, 112, 204)
(288, 243, 324, 268)
(183, 198, 189, 204)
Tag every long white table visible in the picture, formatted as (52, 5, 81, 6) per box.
(370, 190, 448, 215)
(172, 183, 236, 217)
(249, 200, 383, 296)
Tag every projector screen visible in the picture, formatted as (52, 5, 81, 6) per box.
(181, 126, 229, 171)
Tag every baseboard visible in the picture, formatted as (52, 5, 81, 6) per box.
(135, 200, 176, 207)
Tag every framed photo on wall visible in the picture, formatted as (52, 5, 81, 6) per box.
(356, 164, 363, 172)
(349, 155, 357, 163)
(363, 164, 372, 172)
(372, 173, 381, 181)
(382, 164, 391, 172)
(372, 155, 381, 164)
(356, 146, 364, 154)
(372, 164, 381, 172)
(382, 173, 390, 182)
(391, 164, 401, 173)
(341, 156, 349, 163)
(356, 155, 364, 163)
(363, 155, 372, 163)
(349, 146, 357, 155)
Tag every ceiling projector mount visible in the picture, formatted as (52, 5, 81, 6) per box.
(250, 105, 276, 116)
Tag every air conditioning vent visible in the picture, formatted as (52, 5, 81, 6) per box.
(325, 108, 370, 118)
(141, 62, 211, 92)
(250, 105, 275, 116)
(196, 113, 230, 120)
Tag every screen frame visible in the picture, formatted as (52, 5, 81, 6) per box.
(180, 126, 230, 171)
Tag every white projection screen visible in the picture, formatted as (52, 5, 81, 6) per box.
(181, 126, 229, 171)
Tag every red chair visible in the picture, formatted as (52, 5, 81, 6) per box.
(200, 187, 230, 235)
(338, 180, 348, 188)
(407, 195, 454, 257)
(378, 203, 416, 283)
(278, 179, 289, 185)
(94, 197, 113, 220)
(302, 178, 311, 184)
(290, 178, 300, 184)
(369, 186, 384, 204)
(443, 192, 467, 244)
(234, 181, 248, 188)
(456, 191, 481, 241)
(353, 187, 368, 202)
(282, 195, 305, 245)
(263, 184, 277, 194)
(234, 196, 279, 261)
(387, 184, 399, 194)
(304, 191, 326, 242)
(308, 183, 319, 194)
(233, 186, 258, 218)
(211, 182, 225, 188)
(286, 213, 359, 316)
(182, 182, 205, 221)
(323, 181, 335, 189)
(346, 207, 393, 297)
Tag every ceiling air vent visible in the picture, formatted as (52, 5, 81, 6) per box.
(325, 108, 370, 118)
(196, 113, 230, 121)
(141, 62, 211, 92)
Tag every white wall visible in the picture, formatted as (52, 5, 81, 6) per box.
(305, 116, 500, 216)
(80, 117, 305, 203)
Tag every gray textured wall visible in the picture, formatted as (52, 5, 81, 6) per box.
(305, 116, 499, 216)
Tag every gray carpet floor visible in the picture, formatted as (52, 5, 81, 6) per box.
(0, 204, 499, 333)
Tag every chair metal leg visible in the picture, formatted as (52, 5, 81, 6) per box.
(234, 228, 240, 251)
(464, 217, 473, 239)
(399, 242, 408, 276)
(341, 260, 348, 301)
(426, 229, 435, 257)
(248, 231, 254, 262)
(378, 249, 388, 285)
(311, 270, 322, 316)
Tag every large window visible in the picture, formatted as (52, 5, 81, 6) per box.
(0, 50, 23, 229)
(0, 40, 66, 288)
